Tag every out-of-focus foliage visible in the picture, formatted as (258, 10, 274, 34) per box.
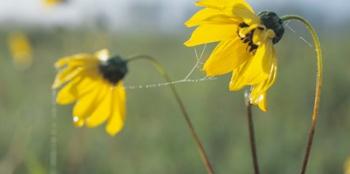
(7, 32, 32, 70)
(0, 22, 349, 174)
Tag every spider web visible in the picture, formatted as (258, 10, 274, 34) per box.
(49, 22, 315, 174)
(284, 21, 314, 48)
(50, 91, 57, 174)
(123, 21, 314, 90)
(124, 44, 218, 90)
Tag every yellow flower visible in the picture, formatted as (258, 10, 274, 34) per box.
(345, 158, 350, 174)
(185, 0, 285, 111)
(52, 49, 127, 136)
(8, 32, 33, 69)
(43, 0, 65, 7)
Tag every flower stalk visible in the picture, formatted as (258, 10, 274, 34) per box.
(127, 55, 215, 174)
(281, 15, 323, 174)
(245, 90, 260, 174)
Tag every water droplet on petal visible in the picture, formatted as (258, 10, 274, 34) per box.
(73, 116, 84, 127)
(254, 95, 264, 104)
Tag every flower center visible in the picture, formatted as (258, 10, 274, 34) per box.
(237, 23, 260, 54)
(259, 11, 284, 44)
(99, 56, 128, 85)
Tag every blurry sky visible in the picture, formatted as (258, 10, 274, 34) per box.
(0, 0, 349, 29)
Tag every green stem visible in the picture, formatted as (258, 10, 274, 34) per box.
(281, 15, 323, 174)
(127, 55, 215, 174)
(245, 90, 260, 174)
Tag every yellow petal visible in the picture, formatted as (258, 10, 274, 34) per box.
(72, 82, 106, 120)
(189, 14, 241, 28)
(74, 74, 101, 97)
(195, 0, 227, 9)
(85, 87, 113, 128)
(196, 0, 254, 13)
(185, 8, 223, 27)
(250, 54, 277, 112)
(117, 83, 126, 120)
(54, 54, 96, 69)
(185, 23, 237, 47)
(253, 29, 276, 45)
(345, 158, 350, 174)
(73, 116, 85, 127)
(230, 41, 274, 91)
(52, 67, 82, 89)
(250, 60, 277, 101)
(54, 55, 80, 69)
(256, 93, 268, 112)
(203, 38, 250, 76)
(56, 77, 82, 105)
(232, 3, 259, 25)
(106, 83, 126, 136)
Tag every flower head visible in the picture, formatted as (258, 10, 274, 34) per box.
(43, 0, 65, 7)
(345, 158, 350, 174)
(52, 49, 127, 136)
(185, 0, 285, 111)
(8, 32, 33, 69)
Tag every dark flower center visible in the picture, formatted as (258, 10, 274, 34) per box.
(237, 23, 259, 54)
(237, 11, 284, 54)
(259, 11, 284, 44)
(99, 56, 128, 85)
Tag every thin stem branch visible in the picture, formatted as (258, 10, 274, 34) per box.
(245, 91, 260, 174)
(281, 15, 323, 174)
(127, 55, 215, 174)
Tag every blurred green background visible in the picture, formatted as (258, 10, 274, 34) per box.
(1, 2, 350, 174)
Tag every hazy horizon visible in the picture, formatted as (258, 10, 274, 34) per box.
(0, 0, 348, 29)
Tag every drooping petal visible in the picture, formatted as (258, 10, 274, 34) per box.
(196, 0, 255, 13)
(253, 29, 276, 45)
(203, 38, 250, 76)
(52, 67, 83, 89)
(251, 70, 276, 112)
(55, 54, 89, 68)
(56, 77, 82, 104)
(72, 82, 107, 122)
(249, 48, 277, 112)
(73, 116, 85, 127)
(54, 54, 97, 69)
(195, 0, 227, 9)
(229, 41, 275, 91)
(185, 23, 237, 47)
(85, 87, 113, 127)
(185, 8, 223, 27)
(250, 58, 277, 101)
(186, 7, 242, 27)
(117, 83, 126, 120)
(106, 83, 126, 136)
(74, 73, 101, 97)
(232, 3, 259, 25)
(256, 93, 268, 112)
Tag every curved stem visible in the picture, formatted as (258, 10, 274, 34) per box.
(281, 15, 323, 174)
(245, 90, 260, 174)
(127, 55, 215, 174)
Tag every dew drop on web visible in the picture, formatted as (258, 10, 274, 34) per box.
(50, 89, 58, 174)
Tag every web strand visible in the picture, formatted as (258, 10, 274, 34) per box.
(125, 44, 218, 90)
(50, 90, 58, 174)
(125, 22, 313, 91)
(285, 21, 314, 48)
